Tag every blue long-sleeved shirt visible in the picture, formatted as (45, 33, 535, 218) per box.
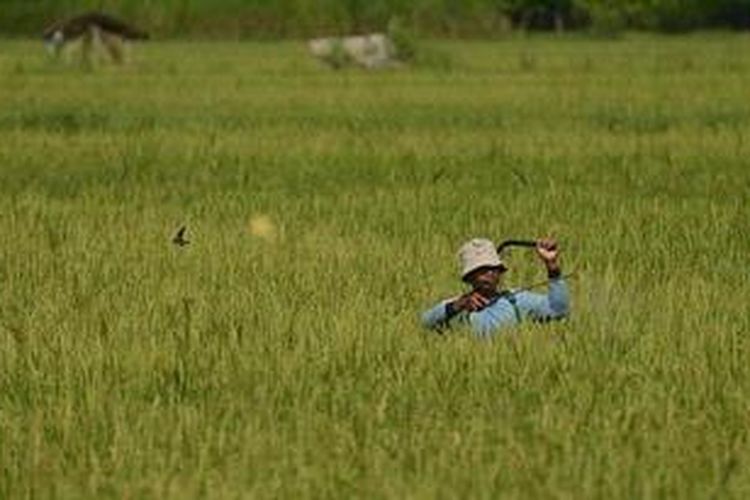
(421, 278, 569, 338)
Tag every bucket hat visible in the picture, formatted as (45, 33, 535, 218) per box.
(458, 238, 507, 281)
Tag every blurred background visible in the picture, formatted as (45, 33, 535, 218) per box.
(4, 0, 750, 39)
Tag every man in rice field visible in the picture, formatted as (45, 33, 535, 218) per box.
(421, 237, 569, 337)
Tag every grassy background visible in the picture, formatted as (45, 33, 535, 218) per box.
(1, 34, 749, 498)
(4, 0, 750, 37)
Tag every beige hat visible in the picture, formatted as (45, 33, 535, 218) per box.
(457, 238, 507, 281)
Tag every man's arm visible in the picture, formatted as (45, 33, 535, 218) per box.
(421, 291, 487, 331)
(514, 237, 570, 322)
(514, 276, 570, 321)
(421, 299, 459, 331)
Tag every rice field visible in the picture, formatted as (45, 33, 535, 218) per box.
(0, 34, 749, 498)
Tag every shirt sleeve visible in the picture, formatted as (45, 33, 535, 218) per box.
(421, 297, 466, 331)
(513, 277, 569, 322)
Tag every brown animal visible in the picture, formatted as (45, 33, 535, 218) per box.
(43, 12, 149, 65)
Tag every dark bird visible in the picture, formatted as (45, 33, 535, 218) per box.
(43, 11, 149, 65)
(172, 226, 190, 247)
(431, 167, 447, 184)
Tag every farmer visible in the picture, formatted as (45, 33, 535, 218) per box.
(421, 237, 569, 337)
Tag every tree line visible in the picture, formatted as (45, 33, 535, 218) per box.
(3, 0, 749, 38)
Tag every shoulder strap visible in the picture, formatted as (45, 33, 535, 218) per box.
(500, 290, 522, 324)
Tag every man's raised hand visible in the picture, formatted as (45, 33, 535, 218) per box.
(536, 237, 560, 273)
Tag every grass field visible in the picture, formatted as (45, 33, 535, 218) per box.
(1, 34, 749, 498)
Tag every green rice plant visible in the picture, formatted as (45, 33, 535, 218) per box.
(0, 34, 749, 499)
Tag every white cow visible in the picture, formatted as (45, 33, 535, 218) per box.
(308, 33, 399, 69)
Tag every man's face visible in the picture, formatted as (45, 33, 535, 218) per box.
(467, 266, 504, 295)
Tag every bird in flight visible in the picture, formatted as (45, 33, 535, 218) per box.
(172, 225, 190, 247)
